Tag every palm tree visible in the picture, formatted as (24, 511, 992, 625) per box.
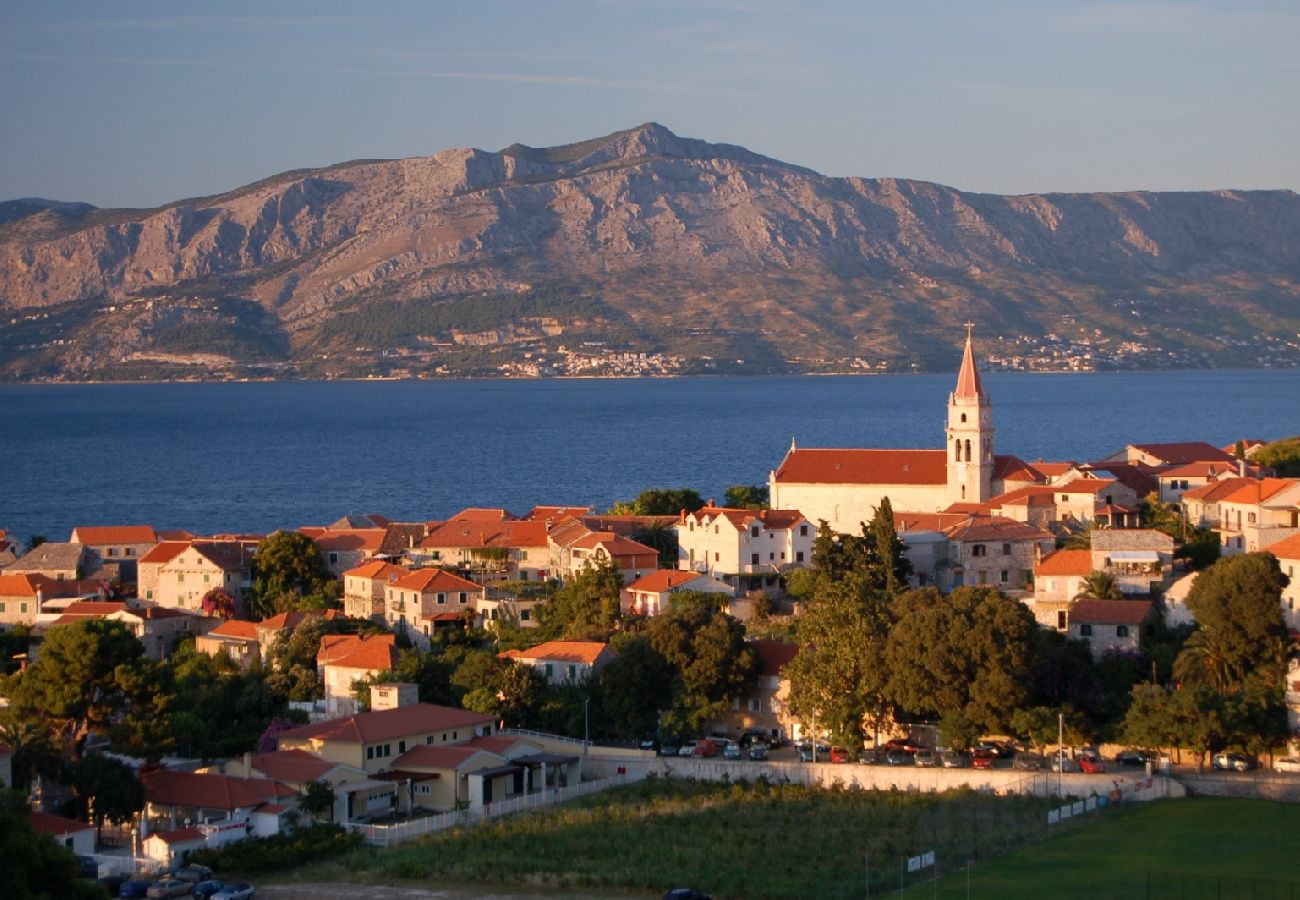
(1173, 629, 1242, 692)
(1060, 524, 1092, 550)
(1073, 570, 1122, 601)
(0, 713, 60, 792)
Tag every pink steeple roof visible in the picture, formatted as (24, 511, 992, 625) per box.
(953, 326, 984, 400)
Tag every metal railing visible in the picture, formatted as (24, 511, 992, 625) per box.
(345, 772, 628, 847)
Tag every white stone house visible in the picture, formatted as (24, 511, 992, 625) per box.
(675, 506, 814, 594)
(1066, 599, 1156, 660)
(1089, 530, 1175, 596)
(499, 640, 618, 685)
(621, 569, 735, 616)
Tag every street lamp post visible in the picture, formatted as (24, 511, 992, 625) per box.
(1058, 710, 1065, 798)
(584, 698, 590, 755)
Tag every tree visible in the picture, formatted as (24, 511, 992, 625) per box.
(884, 586, 1037, 731)
(245, 531, 339, 619)
(1178, 553, 1289, 692)
(608, 488, 704, 516)
(1060, 525, 1091, 550)
(599, 637, 675, 739)
(1073, 571, 1121, 601)
(299, 779, 336, 823)
(938, 711, 981, 752)
(0, 713, 60, 792)
(1254, 436, 1300, 477)
(868, 498, 911, 595)
(536, 560, 623, 640)
(200, 587, 238, 619)
(630, 519, 679, 570)
(0, 789, 103, 900)
(645, 604, 758, 737)
(69, 752, 143, 842)
(4, 619, 152, 760)
(166, 643, 291, 758)
(723, 485, 769, 509)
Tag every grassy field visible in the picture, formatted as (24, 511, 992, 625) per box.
(914, 796, 1300, 899)
(284, 776, 1057, 899)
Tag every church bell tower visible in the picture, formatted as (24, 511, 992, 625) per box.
(946, 324, 995, 505)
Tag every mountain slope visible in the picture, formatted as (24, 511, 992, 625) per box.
(2, 123, 1298, 380)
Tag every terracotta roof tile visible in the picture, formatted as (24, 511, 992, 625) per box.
(953, 334, 985, 400)
(1221, 478, 1299, 505)
(206, 620, 260, 640)
(774, 448, 948, 486)
(309, 529, 386, 552)
(752, 639, 798, 677)
(503, 640, 612, 666)
(1070, 599, 1155, 626)
(1035, 549, 1093, 576)
(450, 508, 517, 522)
(70, 526, 158, 545)
(137, 542, 191, 565)
(624, 570, 705, 593)
(142, 769, 292, 810)
(275, 703, 495, 745)
(29, 811, 93, 836)
(682, 506, 807, 530)
(1182, 477, 1256, 502)
(249, 750, 338, 783)
(0, 572, 57, 598)
(1125, 442, 1236, 465)
(391, 745, 484, 769)
(344, 560, 410, 580)
(317, 633, 397, 671)
(392, 569, 483, 593)
(1265, 532, 1300, 560)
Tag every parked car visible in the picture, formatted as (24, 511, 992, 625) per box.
(1078, 754, 1106, 774)
(146, 879, 193, 899)
(913, 749, 938, 768)
(75, 856, 100, 879)
(1013, 752, 1045, 771)
(1114, 749, 1150, 767)
(722, 741, 742, 760)
(1211, 752, 1254, 772)
(740, 730, 769, 749)
(883, 737, 918, 754)
(97, 875, 127, 896)
(830, 746, 851, 764)
(692, 738, 719, 758)
(639, 737, 660, 753)
(211, 885, 255, 900)
(174, 865, 212, 884)
(192, 882, 225, 900)
(938, 749, 967, 768)
(659, 741, 680, 757)
(971, 748, 996, 770)
(858, 748, 882, 765)
(678, 741, 698, 757)
(1273, 757, 1300, 773)
(117, 879, 152, 899)
(884, 748, 913, 766)
(1050, 751, 1076, 773)
(748, 743, 768, 761)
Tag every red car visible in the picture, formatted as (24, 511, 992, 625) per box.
(971, 748, 996, 769)
(1078, 754, 1106, 774)
(829, 746, 850, 763)
(692, 738, 719, 758)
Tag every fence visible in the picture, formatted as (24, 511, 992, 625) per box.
(346, 772, 631, 847)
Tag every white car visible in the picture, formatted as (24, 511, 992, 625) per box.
(1274, 757, 1300, 773)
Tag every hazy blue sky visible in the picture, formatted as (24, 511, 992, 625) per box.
(2, 1, 1296, 207)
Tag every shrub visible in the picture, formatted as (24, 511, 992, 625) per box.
(188, 824, 363, 875)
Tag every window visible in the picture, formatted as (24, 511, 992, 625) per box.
(751, 526, 759, 537)
(971, 545, 986, 557)
(1057, 611, 1067, 630)
(545, 663, 553, 678)
(383, 744, 391, 757)
(1001, 543, 1011, 555)
(748, 699, 761, 712)
(399, 740, 406, 753)
(714, 552, 720, 562)
(452, 731, 458, 740)
(19, 602, 26, 614)
(426, 735, 434, 744)
(1080, 624, 1093, 637)
(714, 525, 720, 534)
(567, 665, 577, 680)
(107, 548, 117, 557)
(146, 590, 153, 599)
(751, 553, 760, 565)
(125, 548, 134, 557)
(437, 593, 446, 605)
(978, 571, 988, 585)
(458, 592, 467, 604)
(520, 610, 531, 621)
(0, 602, 4, 613)
(1000, 570, 1009, 583)
(1116, 625, 1130, 638)
(367, 746, 375, 760)
(796, 551, 804, 563)
(203, 574, 210, 583)
(177, 573, 184, 583)
(799, 525, 808, 537)
(328, 552, 338, 565)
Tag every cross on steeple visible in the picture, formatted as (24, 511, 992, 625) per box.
(964, 321, 975, 341)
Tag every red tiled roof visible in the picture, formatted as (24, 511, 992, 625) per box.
(986, 486, 1057, 508)
(1182, 477, 1256, 503)
(774, 448, 947, 486)
(309, 529, 386, 552)
(142, 769, 293, 810)
(156, 529, 196, 542)
(249, 750, 338, 784)
(1070, 599, 1155, 626)
(316, 633, 397, 671)
(525, 506, 591, 521)
(893, 512, 970, 533)
(993, 455, 1045, 483)
(206, 620, 259, 640)
(625, 570, 705, 593)
(138, 541, 189, 565)
(503, 640, 612, 666)
(450, 508, 517, 522)
(344, 560, 410, 581)
(392, 745, 485, 769)
(953, 334, 985, 400)
(0, 572, 57, 598)
(1035, 549, 1093, 577)
(752, 639, 798, 677)
(1126, 442, 1236, 465)
(1087, 464, 1160, 498)
(1053, 479, 1118, 495)
(683, 506, 808, 530)
(1265, 532, 1300, 560)
(275, 703, 495, 745)
(1159, 461, 1235, 479)
(569, 532, 658, 559)
(942, 516, 1053, 543)
(29, 811, 93, 836)
(150, 826, 207, 845)
(423, 612, 465, 622)
(258, 609, 342, 632)
(1030, 461, 1081, 477)
(1221, 478, 1298, 505)
(467, 734, 528, 754)
(70, 526, 157, 545)
(392, 568, 483, 594)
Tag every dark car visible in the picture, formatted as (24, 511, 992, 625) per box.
(639, 737, 660, 753)
(174, 865, 212, 884)
(118, 880, 153, 899)
(192, 881, 225, 899)
(739, 730, 769, 749)
(659, 741, 681, 757)
(1114, 749, 1149, 767)
(97, 875, 127, 897)
(748, 743, 768, 761)
(858, 748, 882, 765)
(885, 748, 912, 766)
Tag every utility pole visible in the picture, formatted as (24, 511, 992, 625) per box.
(1058, 710, 1065, 799)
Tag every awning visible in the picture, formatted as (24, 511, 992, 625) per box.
(337, 779, 397, 794)
(515, 753, 579, 766)
(468, 764, 524, 779)
(1106, 551, 1160, 562)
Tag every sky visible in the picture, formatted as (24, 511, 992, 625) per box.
(1, 0, 1297, 209)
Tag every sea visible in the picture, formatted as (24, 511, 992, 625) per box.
(1, 370, 1297, 542)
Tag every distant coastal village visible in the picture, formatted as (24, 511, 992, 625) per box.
(3, 332, 1300, 891)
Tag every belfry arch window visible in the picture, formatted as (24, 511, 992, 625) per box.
(965, 439, 972, 461)
(954, 439, 962, 462)
(960, 413, 967, 423)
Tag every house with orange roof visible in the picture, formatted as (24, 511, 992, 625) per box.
(674, 506, 814, 594)
(942, 516, 1054, 597)
(141, 768, 298, 838)
(29, 810, 96, 856)
(1098, 441, 1236, 468)
(1031, 549, 1094, 630)
(1180, 477, 1256, 529)
(68, 525, 159, 578)
(1265, 532, 1300, 629)
(1156, 460, 1243, 505)
(105, 605, 205, 660)
(410, 518, 551, 583)
(0, 572, 64, 628)
(499, 640, 618, 685)
(710, 639, 797, 744)
(137, 539, 254, 614)
(343, 560, 409, 621)
(1066, 599, 1157, 660)
(5, 542, 91, 581)
(195, 619, 262, 667)
(383, 568, 486, 646)
(621, 569, 735, 616)
(547, 525, 659, 584)
(317, 633, 399, 717)
(305, 528, 387, 577)
(1217, 478, 1300, 554)
(769, 331, 1027, 531)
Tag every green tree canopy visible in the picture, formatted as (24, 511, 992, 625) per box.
(70, 752, 143, 839)
(0, 789, 104, 900)
(644, 604, 758, 737)
(246, 531, 340, 619)
(883, 586, 1037, 731)
(722, 484, 769, 509)
(1178, 552, 1289, 692)
(536, 559, 623, 640)
(608, 487, 704, 516)
(299, 779, 336, 823)
(1253, 436, 1300, 476)
(599, 637, 674, 739)
(1073, 570, 1122, 601)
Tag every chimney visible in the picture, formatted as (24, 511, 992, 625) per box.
(1238, 459, 1247, 478)
(242, 751, 252, 778)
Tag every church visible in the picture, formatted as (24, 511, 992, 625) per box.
(768, 329, 1034, 533)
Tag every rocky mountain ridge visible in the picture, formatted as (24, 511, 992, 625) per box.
(2, 123, 1298, 380)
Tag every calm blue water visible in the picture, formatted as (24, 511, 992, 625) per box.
(1, 371, 1296, 542)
